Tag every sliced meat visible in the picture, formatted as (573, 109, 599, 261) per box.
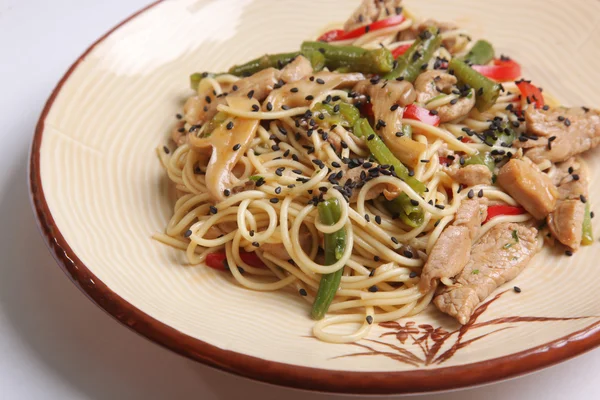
(184, 56, 314, 126)
(265, 71, 364, 110)
(547, 157, 590, 250)
(414, 71, 475, 122)
(520, 107, 600, 163)
(419, 198, 488, 293)
(262, 229, 311, 260)
(343, 0, 404, 31)
(352, 79, 425, 167)
(434, 222, 539, 324)
(446, 164, 492, 187)
(497, 158, 558, 220)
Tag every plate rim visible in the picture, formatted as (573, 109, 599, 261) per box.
(28, 0, 600, 394)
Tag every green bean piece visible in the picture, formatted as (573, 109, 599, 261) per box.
(460, 40, 495, 65)
(582, 202, 594, 246)
(484, 121, 516, 147)
(228, 51, 301, 76)
(312, 102, 360, 128)
(384, 27, 441, 82)
(464, 151, 495, 172)
(190, 72, 218, 91)
(311, 199, 347, 320)
(449, 57, 501, 112)
(301, 41, 394, 75)
(354, 119, 427, 194)
(384, 194, 424, 228)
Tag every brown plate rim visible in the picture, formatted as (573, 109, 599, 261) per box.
(28, 0, 600, 394)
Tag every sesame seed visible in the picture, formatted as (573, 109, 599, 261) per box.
(281, 105, 290, 110)
(364, 214, 370, 222)
(226, 121, 234, 130)
(266, 102, 273, 111)
(580, 195, 587, 203)
(232, 143, 241, 151)
(205, 96, 212, 104)
(565, 250, 573, 256)
(299, 288, 307, 296)
(467, 189, 474, 199)
(275, 186, 282, 195)
(375, 215, 382, 224)
(478, 189, 484, 198)
(368, 285, 378, 293)
(435, 204, 446, 210)
(290, 87, 299, 93)
(275, 167, 285, 176)
(367, 134, 375, 141)
(391, 237, 399, 244)
(564, 118, 571, 127)
(592, 211, 596, 219)
(163, 146, 170, 154)
(514, 286, 522, 293)
(395, 131, 404, 137)
(403, 250, 413, 258)
(390, 104, 399, 111)
(252, 241, 260, 247)
(246, 90, 254, 99)
(568, 167, 574, 174)
(271, 144, 280, 151)
(572, 174, 580, 181)
(450, 98, 459, 105)
(184, 229, 192, 238)
(251, 104, 260, 112)
(316, 78, 325, 84)
(305, 95, 314, 101)
(223, 189, 231, 197)
(249, 230, 255, 237)
(270, 198, 279, 204)
(209, 205, 218, 214)
(366, 316, 373, 325)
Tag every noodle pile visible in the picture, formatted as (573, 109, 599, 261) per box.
(154, 8, 549, 343)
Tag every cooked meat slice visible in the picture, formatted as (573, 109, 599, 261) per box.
(520, 107, 600, 163)
(446, 164, 492, 187)
(414, 71, 475, 122)
(188, 97, 260, 201)
(547, 157, 589, 250)
(184, 56, 314, 127)
(262, 229, 312, 260)
(265, 72, 364, 110)
(343, 0, 403, 31)
(397, 19, 459, 51)
(352, 79, 426, 167)
(419, 198, 488, 293)
(497, 158, 558, 220)
(434, 222, 539, 324)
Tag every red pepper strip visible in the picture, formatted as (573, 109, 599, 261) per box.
(205, 251, 265, 271)
(483, 205, 525, 224)
(391, 43, 412, 59)
(461, 136, 473, 143)
(317, 15, 406, 42)
(403, 104, 440, 127)
(472, 59, 522, 82)
(439, 156, 452, 166)
(516, 80, 545, 109)
(360, 102, 374, 118)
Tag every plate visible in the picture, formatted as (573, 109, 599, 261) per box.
(29, 0, 600, 394)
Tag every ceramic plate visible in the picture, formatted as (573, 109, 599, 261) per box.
(30, 0, 600, 394)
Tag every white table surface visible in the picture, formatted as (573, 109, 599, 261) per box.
(1, 0, 599, 398)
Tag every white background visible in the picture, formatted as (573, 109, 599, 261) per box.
(1, 0, 599, 398)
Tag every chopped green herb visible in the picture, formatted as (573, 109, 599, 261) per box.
(472, 269, 480, 274)
(249, 175, 263, 182)
(511, 230, 519, 242)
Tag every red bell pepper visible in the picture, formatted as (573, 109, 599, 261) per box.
(317, 15, 406, 42)
(391, 43, 412, 59)
(205, 250, 265, 271)
(516, 80, 545, 109)
(484, 205, 525, 224)
(439, 156, 452, 166)
(403, 104, 440, 126)
(471, 59, 522, 82)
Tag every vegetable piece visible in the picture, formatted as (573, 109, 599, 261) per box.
(582, 203, 594, 246)
(464, 151, 495, 172)
(516, 80, 545, 109)
(460, 40, 495, 65)
(317, 15, 406, 42)
(401, 124, 413, 138)
(205, 250, 266, 270)
(403, 104, 441, 126)
(354, 119, 427, 193)
(228, 52, 301, 76)
(190, 72, 218, 91)
(391, 43, 412, 59)
(384, 27, 441, 82)
(301, 41, 394, 75)
(312, 102, 360, 128)
(483, 205, 525, 224)
(472, 59, 521, 82)
(384, 193, 424, 228)
(449, 57, 501, 112)
(484, 121, 516, 146)
(311, 199, 346, 320)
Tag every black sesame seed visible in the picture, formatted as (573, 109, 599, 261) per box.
(246, 90, 254, 99)
(266, 102, 273, 111)
(305, 95, 314, 101)
(564, 118, 571, 127)
(391, 237, 399, 245)
(580, 195, 587, 203)
(364, 214, 370, 222)
(316, 78, 325, 85)
(209, 205, 218, 214)
(390, 104, 399, 111)
(367, 134, 375, 141)
(514, 286, 522, 293)
(249, 230, 255, 237)
(232, 143, 241, 151)
(467, 189, 475, 199)
(184, 229, 192, 238)
(205, 95, 212, 104)
(223, 189, 231, 197)
(282, 105, 290, 110)
(375, 215, 382, 224)
(558, 115, 565, 122)
(163, 146, 170, 154)
(368, 285, 378, 293)
(366, 315, 374, 325)
(271, 144, 280, 151)
(270, 198, 279, 204)
(572, 174, 580, 181)
(275, 187, 282, 194)
(251, 104, 260, 112)
(568, 167, 574, 174)
(403, 250, 413, 258)
(252, 241, 260, 247)
(478, 189, 484, 198)
(226, 121, 234, 130)
(290, 87, 299, 93)
(565, 250, 573, 256)
(409, 271, 418, 278)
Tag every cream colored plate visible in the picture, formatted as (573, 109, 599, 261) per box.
(31, 0, 600, 394)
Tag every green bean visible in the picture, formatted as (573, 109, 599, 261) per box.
(312, 102, 360, 128)
(354, 119, 426, 194)
(384, 194, 424, 228)
(301, 42, 394, 75)
(228, 52, 301, 76)
(460, 40, 495, 65)
(448, 57, 501, 112)
(484, 121, 516, 147)
(464, 151, 495, 172)
(384, 27, 441, 82)
(311, 199, 346, 320)
(582, 202, 594, 246)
